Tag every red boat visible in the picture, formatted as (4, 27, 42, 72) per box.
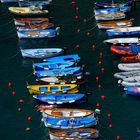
(110, 45, 138, 56)
(121, 54, 140, 63)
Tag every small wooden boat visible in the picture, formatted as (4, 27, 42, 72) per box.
(118, 63, 140, 71)
(17, 28, 60, 39)
(21, 48, 63, 59)
(104, 37, 140, 44)
(43, 117, 97, 129)
(9, 6, 49, 16)
(95, 12, 125, 21)
(119, 76, 140, 86)
(43, 54, 80, 63)
(94, 0, 132, 9)
(37, 104, 59, 111)
(110, 44, 140, 56)
(34, 67, 82, 78)
(42, 108, 94, 118)
(107, 27, 140, 37)
(97, 20, 132, 29)
(27, 84, 79, 94)
(37, 75, 85, 85)
(124, 86, 140, 96)
(121, 55, 140, 63)
(17, 22, 54, 30)
(114, 70, 140, 79)
(33, 61, 74, 71)
(94, 6, 131, 15)
(33, 93, 86, 104)
(14, 18, 49, 26)
(49, 128, 99, 140)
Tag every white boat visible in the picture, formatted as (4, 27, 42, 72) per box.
(42, 108, 94, 118)
(114, 70, 140, 79)
(106, 26, 140, 36)
(118, 63, 140, 71)
(97, 20, 132, 29)
(118, 75, 140, 86)
(95, 12, 125, 21)
(104, 37, 140, 44)
(21, 48, 63, 59)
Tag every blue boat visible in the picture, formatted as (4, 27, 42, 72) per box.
(95, 0, 132, 9)
(43, 54, 80, 63)
(94, 6, 131, 14)
(17, 28, 60, 39)
(107, 27, 140, 37)
(34, 67, 82, 78)
(33, 61, 74, 71)
(42, 117, 97, 129)
(33, 93, 86, 104)
(124, 86, 140, 96)
(18, 1, 51, 7)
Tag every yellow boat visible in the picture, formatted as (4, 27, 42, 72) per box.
(9, 6, 49, 16)
(27, 84, 79, 94)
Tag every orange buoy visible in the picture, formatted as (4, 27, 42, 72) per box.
(75, 44, 81, 49)
(99, 51, 103, 57)
(86, 32, 91, 36)
(71, 1, 76, 5)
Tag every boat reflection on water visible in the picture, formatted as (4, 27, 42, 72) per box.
(18, 39, 57, 49)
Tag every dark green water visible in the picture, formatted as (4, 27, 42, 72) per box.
(1, 0, 140, 140)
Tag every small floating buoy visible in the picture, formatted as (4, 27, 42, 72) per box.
(27, 116, 32, 122)
(109, 124, 113, 128)
(98, 84, 101, 89)
(96, 102, 100, 108)
(25, 127, 31, 131)
(75, 7, 79, 11)
(12, 91, 16, 96)
(86, 32, 91, 36)
(98, 60, 102, 65)
(8, 82, 12, 87)
(19, 99, 24, 103)
(75, 15, 79, 19)
(95, 76, 99, 81)
(116, 135, 120, 140)
(77, 29, 81, 33)
(101, 95, 105, 100)
(101, 67, 105, 73)
(83, 18, 87, 23)
(107, 113, 111, 118)
(91, 44, 96, 49)
(18, 107, 22, 112)
(99, 51, 103, 57)
(75, 44, 81, 49)
(71, 1, 76, 5)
